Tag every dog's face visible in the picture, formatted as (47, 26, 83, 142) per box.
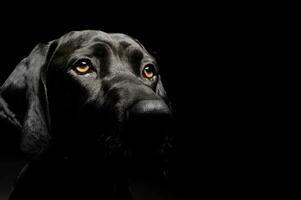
(0, 30, 171, 159)
(47, 31, 171, 157)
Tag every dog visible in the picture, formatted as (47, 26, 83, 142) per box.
(0, 30, 172, 200)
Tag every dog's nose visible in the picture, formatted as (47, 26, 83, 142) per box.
(128, 100, 171, 118)
(124, 99, 171, 153)
(126, 99, 172, 132)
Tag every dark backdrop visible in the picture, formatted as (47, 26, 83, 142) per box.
(0, 4, 268, 199)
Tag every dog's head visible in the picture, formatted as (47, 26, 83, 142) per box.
(0, 30, 171, 160)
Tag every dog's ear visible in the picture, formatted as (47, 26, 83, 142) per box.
(0, 41, 57, 159)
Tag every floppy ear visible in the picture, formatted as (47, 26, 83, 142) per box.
(0, 41, 57, 159)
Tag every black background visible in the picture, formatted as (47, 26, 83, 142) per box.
(0, 3, 273, 199)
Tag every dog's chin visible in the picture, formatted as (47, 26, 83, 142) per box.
(95, 115, 171, 161)
(96, 129, 162, 159)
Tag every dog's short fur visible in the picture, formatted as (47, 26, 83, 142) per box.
(0, 30, 171, 200)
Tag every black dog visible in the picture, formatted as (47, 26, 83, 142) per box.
(0, 30, 171, 200)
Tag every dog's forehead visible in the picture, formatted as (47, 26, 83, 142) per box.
(58, 30, 143, 51)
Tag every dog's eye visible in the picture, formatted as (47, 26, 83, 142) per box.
(73, 60, 93, 74)
(142, 64, 157, 79)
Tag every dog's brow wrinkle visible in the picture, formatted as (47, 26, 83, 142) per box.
(119, 41, 131, 49)
(130, 48, 144, 61)
(91, 38, 113, 49)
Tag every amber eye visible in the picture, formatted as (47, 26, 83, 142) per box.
(73, 60, 93, 74)
(142, 64, 157, 79)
